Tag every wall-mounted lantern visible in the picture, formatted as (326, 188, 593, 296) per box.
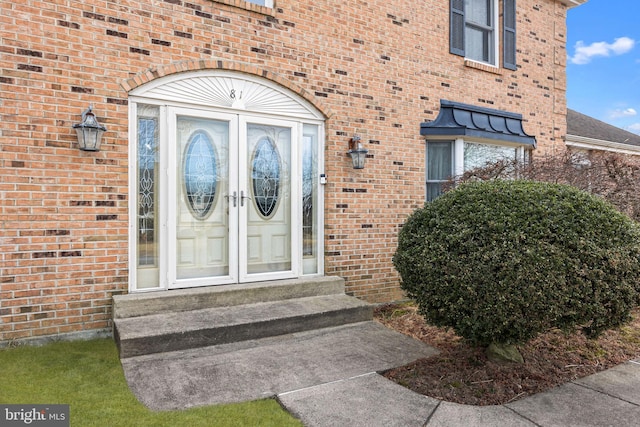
(73, 106, 106, 151)
(347, 136, 368, 169)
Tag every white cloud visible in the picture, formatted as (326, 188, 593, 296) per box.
(569, 37, 635, 65)
(610, 108, 638, 119)
(628, 123, 640, 134)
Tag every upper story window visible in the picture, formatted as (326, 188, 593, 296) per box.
(213, 0, 274, 11)
(246, 0, 273, 7)
(450, 0, 517, 70)
(465, 0, 495, 64)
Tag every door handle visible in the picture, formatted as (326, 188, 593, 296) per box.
(240, 190, 252, 207)
(225, 191, 237, 207)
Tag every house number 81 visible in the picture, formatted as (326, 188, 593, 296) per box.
(230, 89, 242, 99)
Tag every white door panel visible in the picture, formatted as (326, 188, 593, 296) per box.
(240, 118, 299, 281)
(169, 108, 238, 288)
(168, 109, 298, 287)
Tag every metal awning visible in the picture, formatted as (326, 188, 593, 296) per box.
(420, 100, 537, 147)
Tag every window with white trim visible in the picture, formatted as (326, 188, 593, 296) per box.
(426, 139, 526, 201)
(426, 141, 454, 201)
(246, 0, 273, 7)
(450, 0, 517, 70)
(466, 0, 495, 64)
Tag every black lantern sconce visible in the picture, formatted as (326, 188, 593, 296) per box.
(73, 106, 106, 151)
(347, 136, 368, 169)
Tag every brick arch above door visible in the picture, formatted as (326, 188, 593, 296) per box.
(121, 59, 332, 119)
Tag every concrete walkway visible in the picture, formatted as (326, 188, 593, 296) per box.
(121, 321, 640, 426)
(280, 363, 640, 426)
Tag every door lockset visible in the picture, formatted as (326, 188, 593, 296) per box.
(240, 190, 252, 207)
(225, 191, 237, 207)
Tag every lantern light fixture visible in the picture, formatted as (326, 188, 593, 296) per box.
(347, 135, 368, 169)
(73, 106, 106, 151)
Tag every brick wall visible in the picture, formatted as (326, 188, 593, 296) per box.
(0, 0, 570, 342)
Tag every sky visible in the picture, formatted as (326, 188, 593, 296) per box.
(566, 1, 640, 134)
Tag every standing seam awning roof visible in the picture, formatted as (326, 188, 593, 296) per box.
(420, 100, 537, 147)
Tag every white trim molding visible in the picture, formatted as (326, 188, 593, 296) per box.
(557, 0, 588, 9)
(130, 70, 324, 121)
(566, 134, 640, 155)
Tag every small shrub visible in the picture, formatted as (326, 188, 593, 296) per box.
(393, 180, 640, 347)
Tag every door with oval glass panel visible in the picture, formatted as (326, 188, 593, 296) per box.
(169, 109, 238, 288)
(239, 118, 298, 282)
(168, 108, 297, 288)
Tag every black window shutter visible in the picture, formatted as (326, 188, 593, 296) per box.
(450, 0, 465, 56)
(503, 0, 517, 70)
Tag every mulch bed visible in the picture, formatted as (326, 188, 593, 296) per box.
(374, 302, 640, 406)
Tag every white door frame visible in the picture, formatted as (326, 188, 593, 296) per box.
(128, 70, 325, 293)
(167, 107, 239, 288)
(239, 116, 300, 283)
(166, 108, 301, 289)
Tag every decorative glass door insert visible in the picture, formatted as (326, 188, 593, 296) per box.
(241, 121, 295, 279)
(173, 113, 234, 285)
(135, 105, 160, 289)
(161, 110, 299, 288)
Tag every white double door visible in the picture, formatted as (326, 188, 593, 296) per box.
(168, 107, 299, 287)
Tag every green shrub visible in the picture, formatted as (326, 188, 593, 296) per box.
(393, 180, 640, 347)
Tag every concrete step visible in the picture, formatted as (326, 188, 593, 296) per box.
(113, 276, 346, 319)
(115, 293, 373, 358)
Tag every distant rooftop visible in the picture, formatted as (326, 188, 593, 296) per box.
(567, 109, 640, 149)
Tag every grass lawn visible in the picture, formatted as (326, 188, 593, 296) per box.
(0, 338, 302, 427)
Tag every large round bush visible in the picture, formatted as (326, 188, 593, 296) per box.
(393, 180, 640, 347)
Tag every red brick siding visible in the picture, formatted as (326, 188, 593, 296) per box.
(0, 0, 569, 341)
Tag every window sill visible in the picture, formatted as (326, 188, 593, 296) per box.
(210, 0, 277, 16)
(464, 59, 503, 75)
